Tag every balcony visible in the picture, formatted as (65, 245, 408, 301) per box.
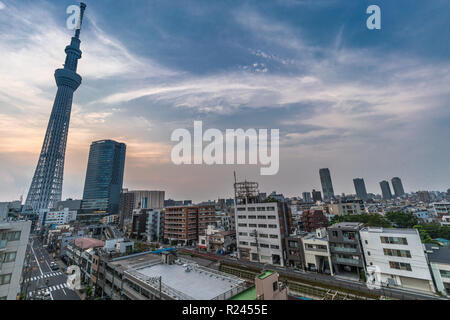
(335, 257, 360, 265)
(332, 247, 357, 253)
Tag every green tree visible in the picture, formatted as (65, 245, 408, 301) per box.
(413, 225, 441, 245)
(385, 212, 418, 228)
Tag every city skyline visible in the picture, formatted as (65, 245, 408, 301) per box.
(1, 0, 450, 203)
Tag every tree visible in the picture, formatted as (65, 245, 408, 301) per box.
(413, 225, 441, 245)
(330, 214, 392, 228)
(385, 212, 418, 228)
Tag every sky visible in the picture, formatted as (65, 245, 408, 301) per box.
(0, 0, 449, 203)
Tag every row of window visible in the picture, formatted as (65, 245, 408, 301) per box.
(389, 261, 412, 271)
(238, 232, 278, 239)
(381, 236, 408, 245)
(238, 241, 280, 250)
(0, 231, 21, 242)
(237, 215, 277, 220)
(237, 207, 276, 212)
(1, 252, 17, 263)
(383, 248, 411, 258)
(238, 223, 278, 229)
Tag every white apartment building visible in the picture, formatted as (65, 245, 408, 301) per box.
(235, 202, 285, 266)
(0, 220, 31, 300)
(145, 209, 164, 242)
(431, 202, 450, 219)
(425, 244, 450, 297)
(38, 208, 77, 227)
(360, 227, 435, 294)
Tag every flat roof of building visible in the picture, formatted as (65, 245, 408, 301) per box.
(425, 244, 450, 265)
(229, 287, 256, 300)
(135, 260, 244, 300)
(258, 270, 274, 279)
(361, 227, 418, 235)
(329, 222, 364, 229)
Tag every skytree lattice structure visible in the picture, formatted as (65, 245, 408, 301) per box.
(24, 3, 87, 213)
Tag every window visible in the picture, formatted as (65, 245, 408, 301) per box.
(367, 251, 371, 256)
(260, 244, 269, 248)
(332, 231, 338, 237)
(239, 241, 248, 245)
(249, 224, 257, 228)
(238, 232, 248, 236)
(266, 207, 276, 211)
(259, 234, 268, 238)
(365, 240, 368, 244)
(238, 223, 247, 227)
(248, 207, 256, 211)
(258, 224, 267, 228)
(383, 248, 411, 258)
(267, 216, 276, 220)
(269, 234, 278, 239)
(257, 216, 266, 219)
(268, 224, 277, 229)
(248, 215, 256, 219)
(237, 215, 246, 219)
(237, 207, 246, 211)
(250, 243, 258, 247)
(3, 252, 16, 263)
(273, 281, 278, 291)
(257, 207, 266, 211)
(440, 270, 450, 279)
(381, 237, 408, 245)
(270, 245, 280, 249)
(7, 231, 21, 241)
(288, 241, 298, 248)
(389, 261, 412, 271)
(0, 274, 12, 285)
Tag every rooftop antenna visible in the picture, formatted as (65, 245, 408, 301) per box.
(74, 2, 87, 39)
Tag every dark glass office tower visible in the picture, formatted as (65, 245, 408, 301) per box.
(391, 177, 405, 198)
(319, 168, 335, 201)
(353, 178, 368, 201)
(379, 180, 392, 200)
(24, 3, 87, 213)
(81, 140, 126, 216)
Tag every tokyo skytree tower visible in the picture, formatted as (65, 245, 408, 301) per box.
(24, 3, 87, 213)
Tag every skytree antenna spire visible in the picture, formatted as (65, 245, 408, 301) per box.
(24, 3, 87, 214)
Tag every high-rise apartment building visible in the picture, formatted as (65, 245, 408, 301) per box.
(319, 168, 335, 201)
(81, 140, 126, 220)
(164, 205, 216, 245)
(24, 4, 87, 213)
(353, 178, 368, 201)
(0, 220, 32, 300)
(391, 177, 405, 198)
(380, 180, 392, 200)
(302, 192, 313, 203)
(312, 189, 322, 202)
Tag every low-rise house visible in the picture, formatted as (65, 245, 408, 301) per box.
(302, 228, 333, 275)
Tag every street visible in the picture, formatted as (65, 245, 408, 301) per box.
(21, 235, 80, 300)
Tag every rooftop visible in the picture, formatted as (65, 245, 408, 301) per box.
(258, 270, 274, 279)
(425, 244, 450, 265)
(132, 260, 245, 300)
(329, 222, 364, 230)
(74, 237, 105, 249)
(229, 287, 256, 300)
(361, 227, 419, 235)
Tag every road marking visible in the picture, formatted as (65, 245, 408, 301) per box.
(30, 241, 43, 276)
(62, 288, 67, 296)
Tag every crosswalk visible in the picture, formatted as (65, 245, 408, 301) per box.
(24, 271, 63, 283)
(28, 283, 69, 297)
